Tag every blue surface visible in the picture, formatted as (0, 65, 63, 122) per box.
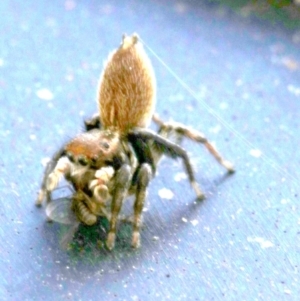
(1, 1, 300, 300)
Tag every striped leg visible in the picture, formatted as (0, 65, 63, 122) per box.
(131, 163, 152, 248)
(106, 164, 132, 250)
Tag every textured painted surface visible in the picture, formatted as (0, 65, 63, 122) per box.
(1, 1, 299, 300)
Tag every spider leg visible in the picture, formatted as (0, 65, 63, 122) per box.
(84, 114, 101, 131)
(36, 147, 66, 206)
(131, 163, 152, 248)
(106, 164, 132, 250)
(153, 114, 235, 173)
(128, 128, 205, 200)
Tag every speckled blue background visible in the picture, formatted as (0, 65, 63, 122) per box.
(1, 1, 300, 300)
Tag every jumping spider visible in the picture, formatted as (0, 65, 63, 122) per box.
(36, 34, 234, 250)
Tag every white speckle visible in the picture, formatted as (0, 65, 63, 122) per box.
(249, 149, 262, 158)
(14, 220, 23, 224)
(158, 188, 174, 200)
(100, 4, 114, 15)
(209, 125, 221, 134)
(282, 57, 299, 71)
(219, 102, 228, 110)
(21, 23, 30, 32)
(197, 86, 207, 98)
(287, 84, 300, 96)
(293, 29, 300, 43)
(36, 88, 54, 100)
(79, 110, 85, 116)
(65, 74, 74, 81)
(174, 2, 189, 14)
(279, 124, 288, 132)
(12, 189, 20, 197)
(181, 217, 188, 223)
(29, 134, 36, 140)
(152, 236, 159, 241)
(65, 0, 76, 10)
(284, 289, 292, 295)
(41, 157, 51, 167)
(247, 236, 274, 249)
(190, 219, 199, 226)
(261, 239, 274, 249)
(235, 79, 243, 86)
(46, 17, 57, 28)
(242, 92, 250, 100)
(236, 208, 243, 214)
(174, 172, 187, 182)
(1, 130, 10, 137)
(281, 199, 290, 204)
(169, 93, 185, 102)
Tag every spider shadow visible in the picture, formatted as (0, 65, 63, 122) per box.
(56, 216, 136, 262)
(41, 171, 235, 273)
(205, 170, 235, 195)
(70, 171, 233, 250)
(142, 171, 235, 246)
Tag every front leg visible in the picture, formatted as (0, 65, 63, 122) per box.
(36, 154, 71, 206)
(106, 164, 132, 250)
(131, 163, 152, 248)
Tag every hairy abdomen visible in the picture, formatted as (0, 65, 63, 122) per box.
(98, 34, 156, 133)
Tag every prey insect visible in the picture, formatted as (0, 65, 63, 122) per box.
(36, 34, 234, 250)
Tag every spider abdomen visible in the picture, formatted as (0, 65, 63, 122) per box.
(98, 34, 156, 133)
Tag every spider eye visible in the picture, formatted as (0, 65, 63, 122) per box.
(66, 152, 75, 163)
(78, 155, 88, 166)
(104, 160, 113, 166)
(100, 141, 110, 149)
(90, 156, 98, 165)
(90, 156, 98, 168)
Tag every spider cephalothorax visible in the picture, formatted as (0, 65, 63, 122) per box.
(36, 34, 234, 250)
